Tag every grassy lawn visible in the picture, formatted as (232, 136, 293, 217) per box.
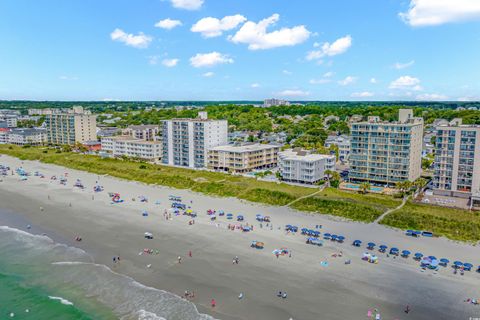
(379, 201, 480, 242)
(290, 188, 400, 222)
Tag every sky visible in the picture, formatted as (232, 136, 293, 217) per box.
(1, 0, 480, 101)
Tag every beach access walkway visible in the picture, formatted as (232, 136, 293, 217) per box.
(284, 186, 325, 207)
(373, 195, 409, 224)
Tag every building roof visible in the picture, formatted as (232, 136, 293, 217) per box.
(210, 143, 279, 153)
(102, 135, 161, 145)
(279, 149, 335, 162)
(127, 125, 159, 130)
(9, 128, 46, 136)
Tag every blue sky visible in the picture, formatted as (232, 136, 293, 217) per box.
(1, 0, 480, 101)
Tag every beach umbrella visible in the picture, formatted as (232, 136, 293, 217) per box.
(453, 261, 463, 268)
(464, 263, 473, 271)
(439, 258, 449, 265)
(430, 259, 439, 268)
(390, 247, 399, 255)
(379, 245, 388, 252)
(331, 235, 338, 240)
(367, 242, 376, 248)
(352, 240, 362, 245)
(414, 252, 423, 258)
(337, 235, 345, 242)
(402, 250, 411, 256)
(428, 256, 437, 260)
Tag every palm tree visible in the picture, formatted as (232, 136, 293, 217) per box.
(359, 182, 371, 194)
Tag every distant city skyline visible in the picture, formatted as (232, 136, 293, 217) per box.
(1, 0, 480, 101)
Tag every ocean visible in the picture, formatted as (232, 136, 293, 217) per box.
(0, 225, 216, 320)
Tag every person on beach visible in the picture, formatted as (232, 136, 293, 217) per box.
(404, 305, 410, 313)
(113, 256, 117, 263)
(211, 299, 216, 308)
(178, 256, 182, 264)
(189, 250, 192, 257)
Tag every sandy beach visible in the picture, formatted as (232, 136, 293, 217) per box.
(1, 154, 480, 320)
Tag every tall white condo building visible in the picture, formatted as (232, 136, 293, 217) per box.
(161, 112, 228, 168)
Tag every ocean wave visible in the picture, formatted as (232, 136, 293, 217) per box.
(52, 261, 217, 320)
(48, 296, 74, 306)
(131, 310, 167, 320)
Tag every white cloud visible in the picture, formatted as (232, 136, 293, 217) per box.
(251, 83, 260, 88)
(389, 76, 422, 90)
(202, 72, 215, 77)
(400, 0, 480, 27)
(162, 58, 179, 67)
(110, 28, 152, 49)
(191, 15, 246, 38)
(393, 60, 415, 69)
(59, 75, 78, 81)
(416, 93, 448, 100)
(323, 71, 335, 78)
(306, 35, 352, 60)
(313, 42, 321, 48)
(338, 76, 356, 86)
(155, 18, 183, 30)
(351, 91, 374, 98)
(309, 79, 331, 85)
(282, 70, 292, 75)
(190, 52, 234, 68)
(278, 89, 310, 97)
(370, 78, 377, 84)
(229, 14, 310, 50)
(170, 0, 203, 10)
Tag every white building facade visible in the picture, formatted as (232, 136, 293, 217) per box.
(325, 135, 351, 161)
(161, 112, 228, 168)
(101, 136, 162, 160)
(278, 149, 336, 184)
(6, 128, 46, 146)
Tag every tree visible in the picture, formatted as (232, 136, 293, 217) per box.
(395, 180, 413, 194)
(359, 182, 371, 194)
(413, 178, 427, 191)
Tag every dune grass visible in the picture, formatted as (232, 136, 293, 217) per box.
(379, 201, 480, 242)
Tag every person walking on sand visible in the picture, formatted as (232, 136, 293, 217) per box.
(189, 250, 192, 258)
(404, 305, 410, 314)
(211, 299, 216, 308)
(178, 256, 182, 264)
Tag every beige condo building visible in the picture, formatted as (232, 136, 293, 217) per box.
(45, 106, 96, 145)
(208, 143, 279, 173)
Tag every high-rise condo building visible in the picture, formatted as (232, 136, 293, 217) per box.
(349, 109, 424, 185)
(161, 112, 228, 168)
(433, 118, 480, 198)
(45, 106, 96, 145)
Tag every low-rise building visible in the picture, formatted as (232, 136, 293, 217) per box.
(325, 135, 351, 162)
(6, 128, 46, 146)
(263, 98, 290, 108)
(0, 128, 9, 144)
(123, 125, 160, 141)
(208, 143, 279, 173)
(101, 136, 162, 160)
(278, 149, 336, 184)
(0, 115, 18, 128)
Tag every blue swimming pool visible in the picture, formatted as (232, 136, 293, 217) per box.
(344, 183, 384, 192)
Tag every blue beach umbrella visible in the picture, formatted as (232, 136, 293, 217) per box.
(463, 263, 473, 271)
(453, 261, 463, 268)
(439, 258, 449, 266)
(402, 250, 411, 256)
(367, 242, 376, 248)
